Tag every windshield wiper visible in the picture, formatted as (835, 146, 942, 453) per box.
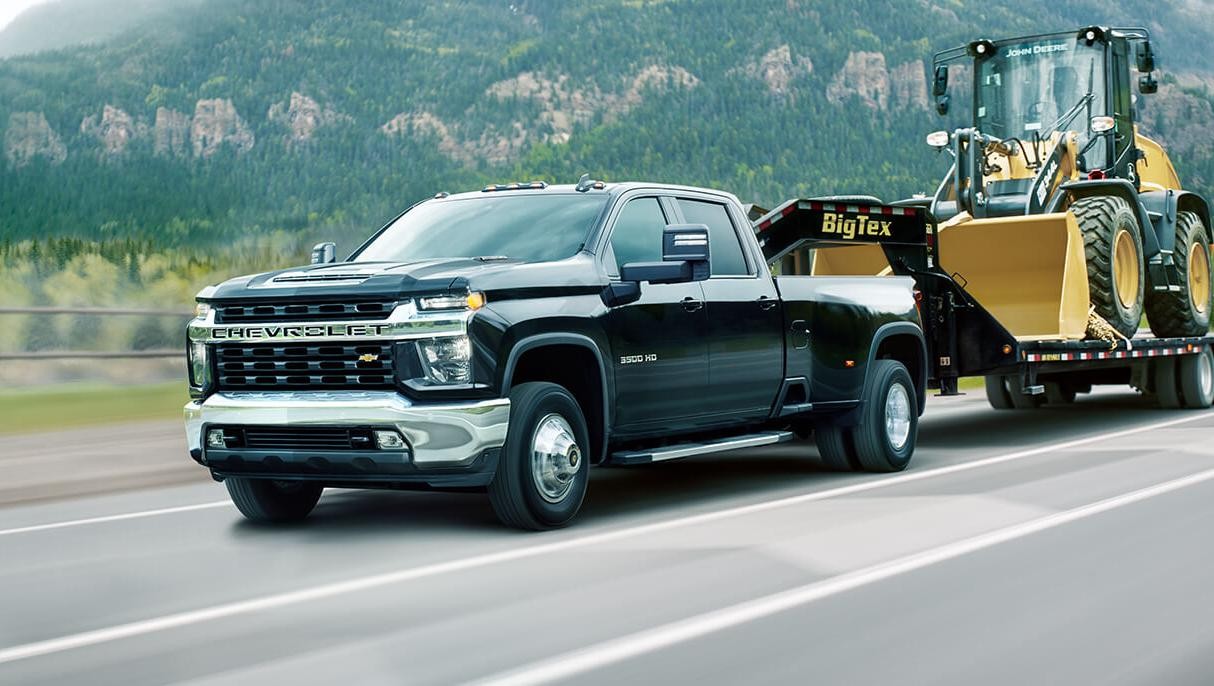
(1043, 91, 1095, 139)
(472, 255, 511, 262)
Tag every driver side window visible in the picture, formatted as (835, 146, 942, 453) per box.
(607, 197, 668, 274)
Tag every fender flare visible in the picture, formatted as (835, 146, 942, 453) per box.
(1175, 191, 1213, 241)
(501, 332, 611, 461)
(1050, 179, 1160, 258)
(864, 321, 928, 416)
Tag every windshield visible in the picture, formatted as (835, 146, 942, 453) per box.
(976, 36, 1106, 162)
(354, 193, 608, 263)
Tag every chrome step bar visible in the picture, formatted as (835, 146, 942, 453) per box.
(609, 430, 796, 465)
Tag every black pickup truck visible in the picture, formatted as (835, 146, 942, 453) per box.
(185, 179, 928, 529)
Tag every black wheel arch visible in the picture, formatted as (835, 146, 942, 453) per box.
(500, 332, 611, 464)
(865, 321, 928, 416)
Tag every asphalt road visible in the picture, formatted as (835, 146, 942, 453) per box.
(1, 389, 1213, 685)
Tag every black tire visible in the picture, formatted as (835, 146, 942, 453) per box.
(1044, 382, 1077, 405)
(1178, 347, 1214, 409)
(1005, 375, 1043, 409)
(814, 423, 859, 472)
(1072, 196, 1145, 338)
(1154, 358, 1183, 409)
(225, 478, 323, 523)
(488, 382, 590, 530)
(852, 360, 917, 473)
(984, 375, 1014, 410)
(1146, 212, 1212, 337)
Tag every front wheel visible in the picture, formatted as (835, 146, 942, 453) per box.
(1072, 196, 1145, 337)
(225, 478, 323, 523)
(488, 382, 590, 530)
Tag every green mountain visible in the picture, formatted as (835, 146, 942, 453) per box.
(2, 0, 1214, 252)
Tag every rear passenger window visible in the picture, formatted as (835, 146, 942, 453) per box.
(608, 197, 668, 273)
(677, 199, 749, 276)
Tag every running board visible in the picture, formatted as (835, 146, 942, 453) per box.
(609, 430, 796, 465)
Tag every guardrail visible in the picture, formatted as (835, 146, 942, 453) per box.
(0, 306, 189, 360)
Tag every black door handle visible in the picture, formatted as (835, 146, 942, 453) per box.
(757, 296, 778, 311)
(681, 297, 704, 312)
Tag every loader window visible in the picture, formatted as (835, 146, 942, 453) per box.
(976, 37, 1107, 167)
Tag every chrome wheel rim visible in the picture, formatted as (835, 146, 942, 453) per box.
(530, 413, 580, 504)
(885, 383, 912, 451)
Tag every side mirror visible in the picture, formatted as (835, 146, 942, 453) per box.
(619, 224, 711, 285)
(931, 64, 949, 97)
(935, 93, 950, 116)
(311, 242, 337, 264)
(1138, 73, 1158, 95)
(1136, 41, 1155, 73)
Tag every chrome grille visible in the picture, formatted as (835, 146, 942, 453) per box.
(216, 301, 396, 324)
(214, 343, 395, 390)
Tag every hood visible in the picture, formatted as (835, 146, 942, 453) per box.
(202, 254, 606, 303)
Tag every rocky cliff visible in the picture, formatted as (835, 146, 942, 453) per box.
(189, 98, 254, 158)
(827, 51, 928, 111)
(80, 105, 146, 157)
(268, 92, 348, 145)
(4, 112, 67, 167)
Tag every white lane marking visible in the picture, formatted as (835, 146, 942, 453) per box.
(0, 412, 1209, 664)
(0, 501, 230, 537)
(475, 466, 1214, 686)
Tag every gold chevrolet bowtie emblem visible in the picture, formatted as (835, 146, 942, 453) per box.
(358, 353, 379, 362)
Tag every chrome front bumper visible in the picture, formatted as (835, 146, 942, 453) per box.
(185, 391, 510, 469)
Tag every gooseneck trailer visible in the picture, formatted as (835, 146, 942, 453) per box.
(755, 197, 1214, 410)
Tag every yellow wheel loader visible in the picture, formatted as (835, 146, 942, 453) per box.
(814, 27, 1213, 342)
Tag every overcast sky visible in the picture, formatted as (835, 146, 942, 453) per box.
(0, 0, 54, 32)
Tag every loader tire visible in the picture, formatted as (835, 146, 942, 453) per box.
(1072, 196, 1145, 338)
(1145, 212, 1212, 338)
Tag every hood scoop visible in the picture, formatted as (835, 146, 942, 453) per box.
(259, 269, 383, 287)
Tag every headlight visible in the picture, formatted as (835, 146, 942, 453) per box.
(415, 336, 472, 385)
(188, 340, 212, 390)
(418, 292, 485, 311)
(194, 302, 211, 320)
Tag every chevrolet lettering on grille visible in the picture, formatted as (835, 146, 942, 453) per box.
(211, 323, 392, 340)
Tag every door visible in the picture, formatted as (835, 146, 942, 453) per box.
(602, 196, 710, 434)
(676, 197, 785, 421)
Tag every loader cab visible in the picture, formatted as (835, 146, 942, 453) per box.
(973, 32, 1110, 174)
(930, 28, 1156, 221)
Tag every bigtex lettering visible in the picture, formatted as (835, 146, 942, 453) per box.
(212, 323, 392, 340)
(820, 212, 892, 240)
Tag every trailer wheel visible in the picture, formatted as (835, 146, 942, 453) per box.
(984, 375, 1014, 410)
(1154, 358, 1183, 409)
(488, 382, 589, 530)
(1044, 382, 1077, 405)
(814, 423, 859, 472)
(852, 360, 917, 473)
(1004, 375, 1044, 409)
(1072, 196, 1145, 338)
(1178, 347, 1214, 409)
(1146, 212, 1212, 337)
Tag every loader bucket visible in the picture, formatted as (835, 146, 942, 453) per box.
(810, 244, 892, 278)
(811, 212, 1091, 340)
(938, 213, 1090, 340)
